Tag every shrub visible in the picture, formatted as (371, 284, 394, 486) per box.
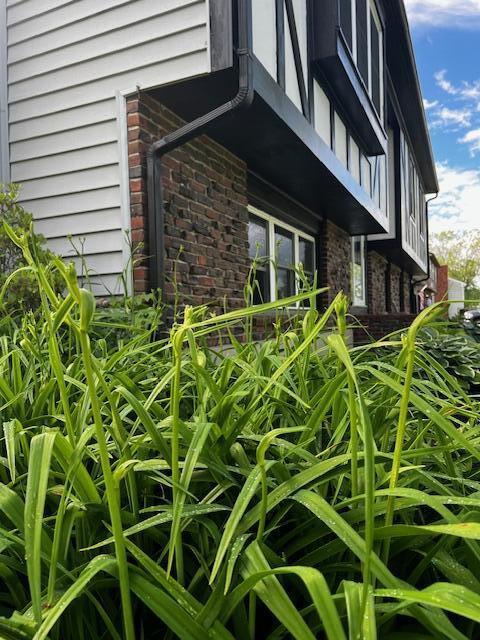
(1, 229, 480, 638)
(418, 326, 480, 389)
(0, 184, 61, 317)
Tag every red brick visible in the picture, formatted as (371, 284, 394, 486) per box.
(126, 93, 250, 309)
(130, 179, 143, 193)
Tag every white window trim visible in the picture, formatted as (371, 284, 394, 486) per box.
(248, 204, 316, 305)
(351, 236, 367, 307)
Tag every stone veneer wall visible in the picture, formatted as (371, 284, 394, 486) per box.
(390, 263, 402, 313)
(317, 219, 352, 309)
(367, 251, 388, 314)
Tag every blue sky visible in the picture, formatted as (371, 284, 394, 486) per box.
(404, 0, 480, 232)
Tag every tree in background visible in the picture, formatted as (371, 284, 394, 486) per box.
(430, 229, 480, 303)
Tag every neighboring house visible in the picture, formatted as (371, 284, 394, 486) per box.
(448, 278, 466, 319)
(436, 263, 449, 303)
(0, 0, 437, 336)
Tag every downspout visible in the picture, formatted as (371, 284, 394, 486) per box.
(146, 0, 254, 295)
(411, 191, 439, 311)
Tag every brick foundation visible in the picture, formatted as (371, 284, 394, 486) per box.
(352, 313, 416, 345)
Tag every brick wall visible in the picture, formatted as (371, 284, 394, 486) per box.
(127, 92, 250, 313)
(318, 220, 352, 308)
(437, 264, 449, 301)
(352, 313, 417, 345)
(126, 91, 419, 343)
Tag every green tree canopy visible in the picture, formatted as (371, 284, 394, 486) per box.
(430, 229, 480, 303)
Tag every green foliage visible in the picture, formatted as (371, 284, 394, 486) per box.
(92, 290, 164, 349)
(430, 229, 480, 302)
(418, 326, 480, 388)
(1, 230, 480, 638)
(0, 184, 61, 317)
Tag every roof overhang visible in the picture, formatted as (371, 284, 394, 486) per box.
(150, 63, 389, 236)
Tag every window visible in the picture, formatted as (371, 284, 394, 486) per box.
(370, 6, 382, 115)
(299, 236, 315, 282)
(418, 186, 426, 236)
(344, 0, 384, 120)
(351, 236, 366, 307)
(356, 0, 369, 86)
(248, 206, 316, 305)
(248, 214, 270, 304)
(339, 0, 353, 51)
(408, 158, 416, 219)
(275, 226, 295, 299)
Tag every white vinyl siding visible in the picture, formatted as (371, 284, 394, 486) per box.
(4, 0, 211, 294)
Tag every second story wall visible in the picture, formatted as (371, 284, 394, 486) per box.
(250, 0, 389, 232)
(399, 128, 428, 271)
(4, 0, 212, 293)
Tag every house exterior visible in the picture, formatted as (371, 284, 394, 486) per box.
(0, 0, 437, 336)
(448, 278, 466, 319)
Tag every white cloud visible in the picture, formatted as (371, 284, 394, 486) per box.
(459, 128, 480, 155)
(431, 106, 472, 128)
(434, 70, 480, 108)
(434, 70, 458, 95)
(459, 81, 480, 101)
(405, 0, 480, 28)
(423, 98, 438, 109)
(429, 162, 480, 232)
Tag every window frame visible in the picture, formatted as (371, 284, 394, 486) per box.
(248, 205, 316, 306)
(368, 0, 384, 119)
(342, 0, 384, 123)
(351, 235, 367, 307)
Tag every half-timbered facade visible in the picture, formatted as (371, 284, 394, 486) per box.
(0, 0, 437, 334)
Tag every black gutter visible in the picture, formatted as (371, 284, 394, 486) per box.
(146, 0, 254, 295)
(411, 191, 439, 311)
